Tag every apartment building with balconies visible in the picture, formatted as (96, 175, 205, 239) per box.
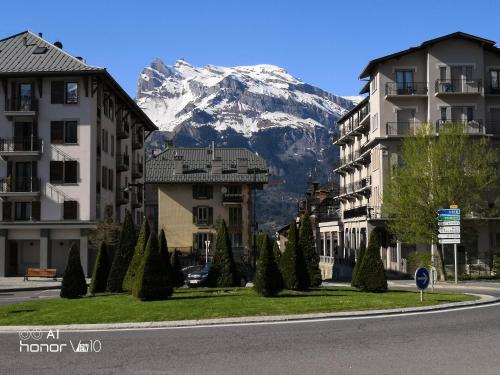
(145, 146, 268, 265)
(0, 31, 157, 277)
(333, 32, 500, 275)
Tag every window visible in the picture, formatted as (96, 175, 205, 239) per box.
(50, 161, 64, 183)
(229, 206, 242, 228)
(491, 70, 500, 92)
(230, 233, 242, 249)
(440, 107, 447, 121)
(110, 135, 115, 156)
(102, 129, 109, 153)
(466, 107, 474, 122)
(193, 206, 213, 225)
(64, 121, 78, 143)
(370, 75, 377, 94)
(15, 202, 31, 221)
(193, 184, 213, 199)
(372, 113, 378, 131)
(63, 201, 78, 220)
(193, 232, 213, 254)
(51, 121, 78, 144)
(396, 70, 414, 94)
(227, 185, 242, 195)
(51, 81, 65, 104)
(65, 82, 78, 104)
(64, 160, 78, 183)
(108, 169, 114, 191)
(102, 166, 108, 190)
(439, 67, 447, 80)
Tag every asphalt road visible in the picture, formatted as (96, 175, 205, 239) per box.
(1, 286, 500, 375)
(0, 289, 60, 305)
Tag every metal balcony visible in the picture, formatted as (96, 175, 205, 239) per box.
(116, 153, 130, 172)
(223, 193, 243, 203)
(0, 137, 43, 160)
(132, 162, 143, 179)
(436, 120, 485, 134)
(116, 189, 129, 205)
(0, 177, 41, 197)
(117, 121, 130, 139)
(385, 82, 428, 97)
(435, 79, 482, 95)
(4, 98, 38, 118)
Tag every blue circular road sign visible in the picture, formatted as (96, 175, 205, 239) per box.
(415, 267, 430, 290)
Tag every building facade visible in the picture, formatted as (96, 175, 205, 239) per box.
(146, 146, 268, 264)
(334, 32, 500, 275)
(0, 31, 157, 277)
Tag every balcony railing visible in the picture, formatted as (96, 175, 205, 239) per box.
(131, 192, 142, 208)
(436, 119, 485, 134)
(386, 122, 425, 136)
(132, 131, 143, 149)
(435, 79, 482, 94)
(116, 189, 129, 205)
(385, 82, 428, 96)
(485, 85, 500, 95)
(343, 206, 368, 219)
(0, 177, 41, 193)
(0, 137, 42, 153)
(223, 193, 243, 203)
(132, 162, 143, 179)
(4, 98, 38, 113)
(116, 153, 130, 172)
(117, 121, 130, 139)
(486, 121, 500, 135)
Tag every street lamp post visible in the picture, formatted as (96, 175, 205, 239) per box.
(204, 240, 211, 264)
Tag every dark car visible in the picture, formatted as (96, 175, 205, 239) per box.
(186, 263, 213, 287)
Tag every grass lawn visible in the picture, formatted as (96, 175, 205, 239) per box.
(0, 287, 477, 326)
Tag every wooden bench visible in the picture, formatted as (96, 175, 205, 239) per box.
(24, 268, 57, 281)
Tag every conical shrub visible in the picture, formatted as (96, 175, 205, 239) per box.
(123, 220, 150, 292)
(60, 244, 87, 299)
(351, 241, 366, 288)
(89, 242, 110, 294)
(133, 231, 172, 300)
(357, 228, 388, 292)
(299, 213, 322, 287)
(273, 240, 281, 263)
(208, 219, 238, 287)
(159, 229, 174, 295)
(171, 249, 185, 288)
(254, 235, 283, 296)
(107, 211, 136, 292)
(280, 220, 309, 290)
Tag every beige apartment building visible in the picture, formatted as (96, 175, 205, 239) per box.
(0, 31, 157, 277)
(146, 146, 268, 264)
(333, 32, 500, 275)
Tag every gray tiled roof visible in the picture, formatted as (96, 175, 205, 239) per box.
(147, 147, 269, 184)
(0, 31, 102, 74)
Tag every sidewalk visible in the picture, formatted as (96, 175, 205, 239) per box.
(388, 279, 500, 291)
(0, 277, 61, 292)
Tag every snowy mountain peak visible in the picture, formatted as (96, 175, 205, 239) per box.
(136, 59, 357, 137)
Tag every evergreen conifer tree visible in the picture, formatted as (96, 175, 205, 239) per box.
(107, 211, 136, 292)
(89, 242, 110, 294)
(280, 220, 309, 290)
(208, 219, 238, 287)
(133, 231, 173, 300)
(357, 228, 388, 292)
(60, 244, 88, 299)
(123, 219, 150, 292)
(171, 249, 185, 288)
(158, 229, 174, 295)
(254, 235, 283, 296)
(273, 240, 282, 263)
(351, 241, 366, 288)
(299, 213, 322, 287)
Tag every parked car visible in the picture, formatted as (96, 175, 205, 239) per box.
(186, 263, 213, 287)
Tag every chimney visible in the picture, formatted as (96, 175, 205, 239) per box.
(211, 141, 215, 161)
(237, 158, 248, 174)
(212, 157, 222, 174)
(54, 41, 63, 49)
(23, 36, 28, 46)
(38, 32, 43, 38)
(75, 56, 85, 62)
(173, 155, 184, 174)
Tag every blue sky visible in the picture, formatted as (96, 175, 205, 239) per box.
(2, 0, 500, 97)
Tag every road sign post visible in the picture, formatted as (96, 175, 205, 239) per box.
(415, 267, 430, 302)
(437, 206, 460, 284)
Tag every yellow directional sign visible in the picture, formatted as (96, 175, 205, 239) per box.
(450, 204, 459, 209)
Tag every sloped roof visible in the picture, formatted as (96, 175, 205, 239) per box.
(359, 32, 497, 79)
(0, 31, 102, 73)
(147, 147, 269, 184)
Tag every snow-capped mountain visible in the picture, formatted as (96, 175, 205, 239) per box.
(136, 58, 361, 231)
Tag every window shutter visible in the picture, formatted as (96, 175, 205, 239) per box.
(50, 161, 64, 183)
(31, 201, 40, 221)
(51, 81, 64, 104)
(208, 185, 213, 199)
(50, 121, 64, 144)
(64, 160, 78, 183)
(208, 207, 213, 225)
(192, 185, 198, 199)
(193, 233, 198, 252)
(2, 202, 12, 221)
(7, 161, 12, 176)
(63, 200, 78, 220)
(193, 207, 197, 223)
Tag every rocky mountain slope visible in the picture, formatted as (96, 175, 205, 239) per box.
(136, 59, 361, 231)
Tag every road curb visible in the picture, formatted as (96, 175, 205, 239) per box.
(0, 293, 497, 332)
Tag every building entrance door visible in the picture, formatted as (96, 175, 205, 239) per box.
(9, 242, 18, 276)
